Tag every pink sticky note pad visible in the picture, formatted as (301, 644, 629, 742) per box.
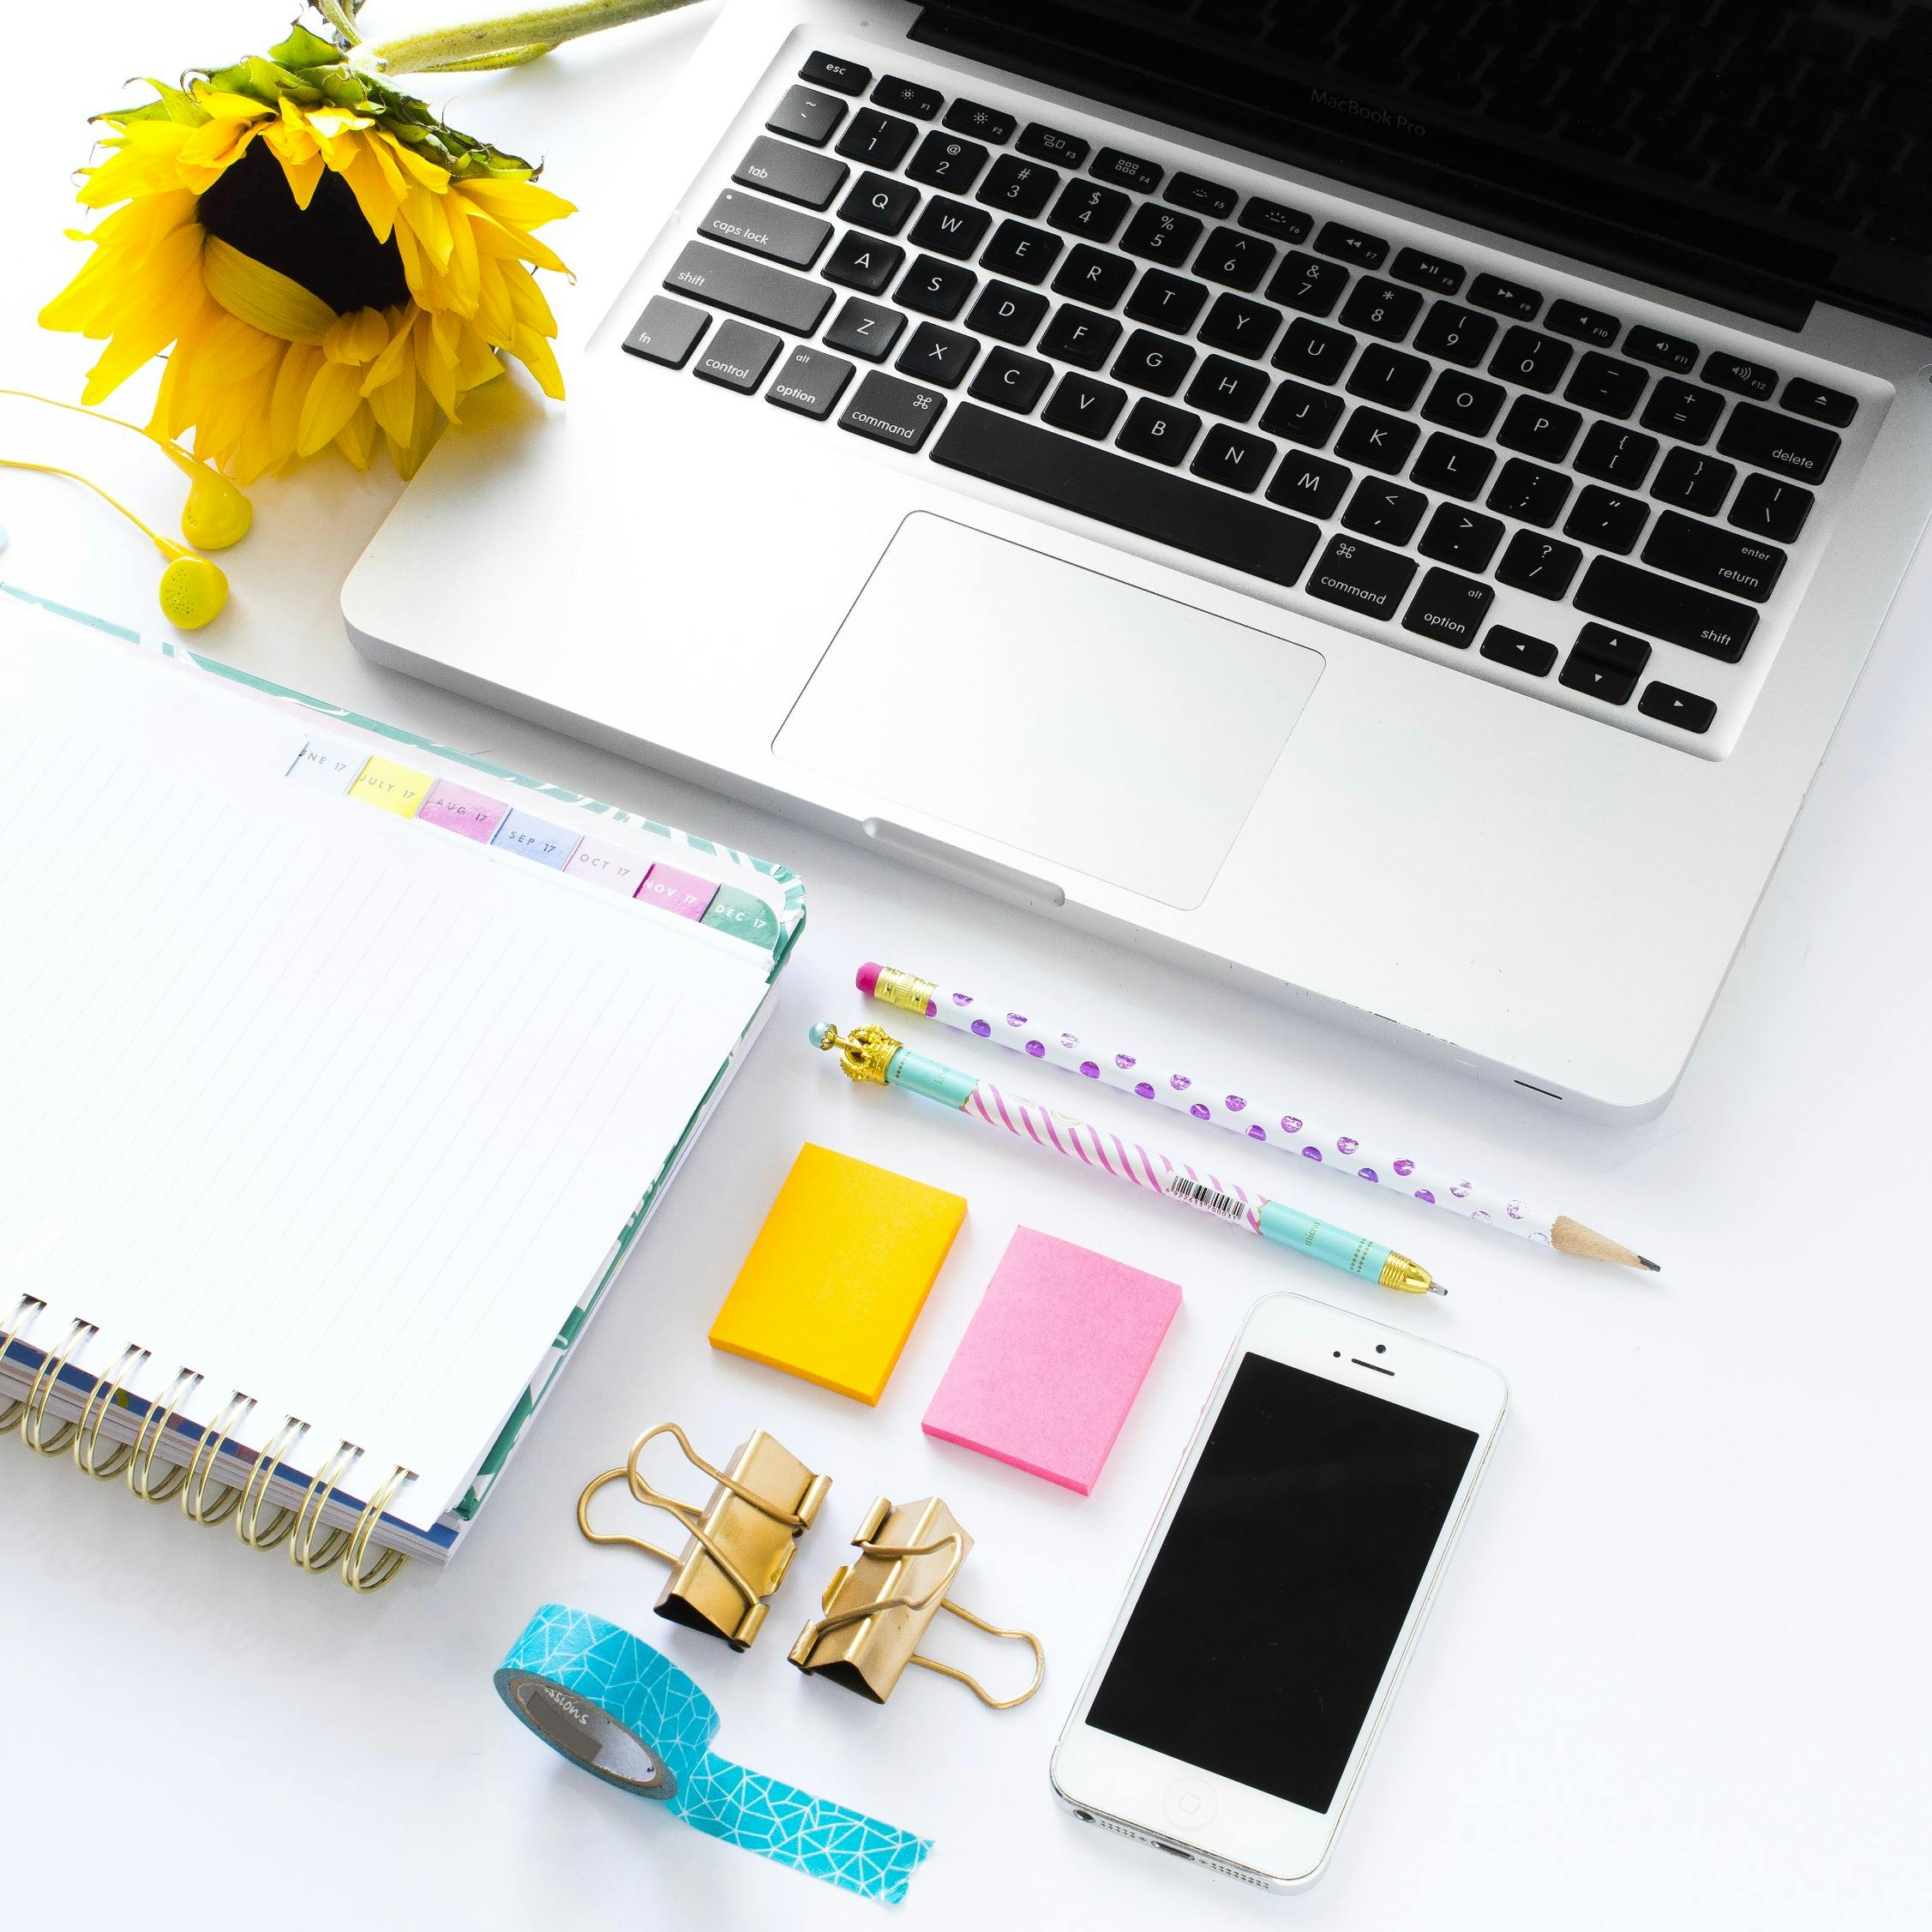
(922, 1227, 1179, 1495)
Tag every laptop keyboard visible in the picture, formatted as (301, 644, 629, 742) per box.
(621, 45, 1881, 755)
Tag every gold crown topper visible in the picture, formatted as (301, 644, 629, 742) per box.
(810, 1021, 903, 1085)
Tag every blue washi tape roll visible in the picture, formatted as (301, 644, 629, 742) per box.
(495, 1604, 933, 1905)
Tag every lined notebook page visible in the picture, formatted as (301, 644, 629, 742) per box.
(0, 615, 772, 1530)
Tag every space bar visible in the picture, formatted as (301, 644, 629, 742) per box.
(930, 405, 1319, 589)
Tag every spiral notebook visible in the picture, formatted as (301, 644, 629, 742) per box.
(0, 593, 803, 1589)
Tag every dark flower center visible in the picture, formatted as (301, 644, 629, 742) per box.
(196, 140, 409, 315)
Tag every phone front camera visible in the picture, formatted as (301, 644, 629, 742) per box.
(1375, 1343, 1387, 1353)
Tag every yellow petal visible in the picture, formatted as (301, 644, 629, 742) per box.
(360, 308, 417, 391)
(323, 306, 391, 365)
(509, 323, 564, 400)
(365, 363, 418, 447)
(401, 183, 454, 271)
(297, 356, 365, 455)
(413, 309, 460, 419)
(377, 129, 451, 193)
(334, 401, 378, 470)
(458, 177, 576, 228)
(336, 145, 400, 243)
(270, 340, 322, 455)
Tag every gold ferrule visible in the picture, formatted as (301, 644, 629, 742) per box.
(813, 1022, 903, 1085)
(1378, 1251, 1433, 1295)
(872, 965, 937, 1014)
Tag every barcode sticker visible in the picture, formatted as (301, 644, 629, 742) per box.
(1164, 1172, 1248, 1223)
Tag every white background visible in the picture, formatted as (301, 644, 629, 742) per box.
(3, 5, 1929, 1927)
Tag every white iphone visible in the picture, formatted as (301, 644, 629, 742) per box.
(1052, 1292, 1508, 1889)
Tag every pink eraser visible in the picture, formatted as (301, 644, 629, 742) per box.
(921, 1227, 1179, 1495)
(856, 961, 881, 997)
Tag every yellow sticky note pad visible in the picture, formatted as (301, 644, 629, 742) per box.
(709, 1143, 966, 1405)
(348, 755, 434, 818)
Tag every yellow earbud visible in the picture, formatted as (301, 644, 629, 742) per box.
(0, 388, 252, 550)
(0, 456, 229, 629)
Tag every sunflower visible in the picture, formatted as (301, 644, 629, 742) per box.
(40, 22, 573, 482)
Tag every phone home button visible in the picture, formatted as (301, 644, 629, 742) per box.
(1162, 1778, 1218, 1833)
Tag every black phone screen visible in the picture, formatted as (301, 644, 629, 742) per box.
(1087, 1353, 1480, 1814)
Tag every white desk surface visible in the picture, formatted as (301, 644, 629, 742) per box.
(3, 7, 1929, 1927)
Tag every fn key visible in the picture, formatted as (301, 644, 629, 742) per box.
(839, 369, 948, 450)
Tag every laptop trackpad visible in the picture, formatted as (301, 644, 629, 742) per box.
(774, 514, 1323, 910)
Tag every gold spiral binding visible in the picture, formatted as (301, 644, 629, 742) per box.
(21, 1321, 94, 1456)
(289, 1439, 360, 1572)
(236, 1415, 309, 1551)
(341, 1465, 414, 1593)
(181, 1390, 256, 1527)
(1, 1297, 45, 1434)
(126, 1366, 201, 1504)
(72, 1344, 150, 1480)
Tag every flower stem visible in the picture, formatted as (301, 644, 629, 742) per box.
(350, 0, 704, 77)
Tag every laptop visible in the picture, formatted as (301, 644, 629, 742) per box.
(342, 0, 1932, 1121)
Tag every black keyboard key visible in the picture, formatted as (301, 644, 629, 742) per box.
(1641, 379, 1725, 445)
(800, 51, 871, 97)
(1560, 626, 1649, 704)
(1564, 351, 1648, 420)
(694, 317, 783, 392)
(1563, 485, 1649, 555)
(1125, 270, 1209, 333)
(907, 195, 990, 260)
(1121, 205, 1203, 265)
(1272, 318, 1355, 386)
(1497, 531, 1582, 598)
(1258, 379, 1347, 448)
(1191, 424, 1275, 493)
(1239, 197, 1311, 243)
(1017, 123, 1088, 168)
(699, 190, 832, 269)
(1314, 221, 1388, 268)
(944, 98, 1017, 143)
(1730, 472, 1814, 543)
(1467, 273, 1539, 320)
(1306, 535, 1415, 618)
(896, 321, 978, 389)
(1411, 432, 1496, 501)
(968, 345, 1053, 412)
(1165, 172, 1237, 219)
(839, 171, 920, 235)
(1112, 328, 1197, 398)
(1498, 395, 1581, 462)
(1572, 624, 1650, 677)
(871, 75, 941, 119)
(1652, 447, 1737, 515)
(1059, 247, 1128, 310)
(1638, 681, 1717, 734)
(1267, 451, 1353, 519)
(1268, 252, 1351, 317)
(1481, 626, 1557, 676)
(1717, 401, 1841, 484)
(1199, 293, 1284, 359)
(1197, 229, 1277, 291)
(908, 133, 990, 195)
(823, 231, 904, 292)
(1340, 279, 1424, 341)
(1487, 458, 1572, 527)
(1184, 355, 1270, 423)
(1624, 325, 1700, 373)
(837, 110, 919, 169)
(1419, 502, 1504, 571)
(1049, 180, 1133, 241)
(1574, 556, 1758, 660)
(1117, 398, 1202, 465)
(766, 86, 847, 147)
(1422, 369, 1506, 436)
(1413, 302, 1497, 368)
(1547, 299, 1621, 346)
(930, 404, 1321, 585)
(976, 155, 1060, 217)
(765, 343, 855, 418)
(1402, 567, 1492, 647)
(664, 240, 833, 335)
(1042, 371, 1128, 439)
(1092, 147, 1162, 193)
(1335, 407, 1419, 473)
(1641, 510, 1785, 603)
(823, 296, 904, 362)
(1390, 248, 1466, 295)
(1039, 303, 1121, 369)
(897, 255, 976, 319)
(967, 279, 1050, 345)
(622, 294, 710, 368)
(1780, 378, 1857, 427)
(1346, 345, 1431, 411)
(1704, 352, 1779, 400)
(980, 220, 1061, 285)
(1575, 421, 1659, 487)
(734, 136, 848, 210)
(1490, 327, 1573, 393)
(1344, 477, 1428, 545)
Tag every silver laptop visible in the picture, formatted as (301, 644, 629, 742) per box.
(342, 0, 1932, 1121)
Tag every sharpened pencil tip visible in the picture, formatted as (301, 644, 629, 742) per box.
(1639, 1255, 1661, 1272)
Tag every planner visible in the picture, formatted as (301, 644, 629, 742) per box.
(0, 593, 804, 1589)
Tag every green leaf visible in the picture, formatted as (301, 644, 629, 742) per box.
(265, 21, 344, 69)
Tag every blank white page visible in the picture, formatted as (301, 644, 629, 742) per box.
(0, 614, 772, 1530)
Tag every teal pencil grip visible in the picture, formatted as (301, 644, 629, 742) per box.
(886, 1047, 980, 1111)
(1258, 1201, 1392, 1280)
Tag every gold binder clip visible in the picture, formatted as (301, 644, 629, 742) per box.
(577, 1422, 831, 1650)
(788, 1496, 1044, 1709)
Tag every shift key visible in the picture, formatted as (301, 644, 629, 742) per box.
(699, 189, 832, 267)
(663, 239, 832, 335)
